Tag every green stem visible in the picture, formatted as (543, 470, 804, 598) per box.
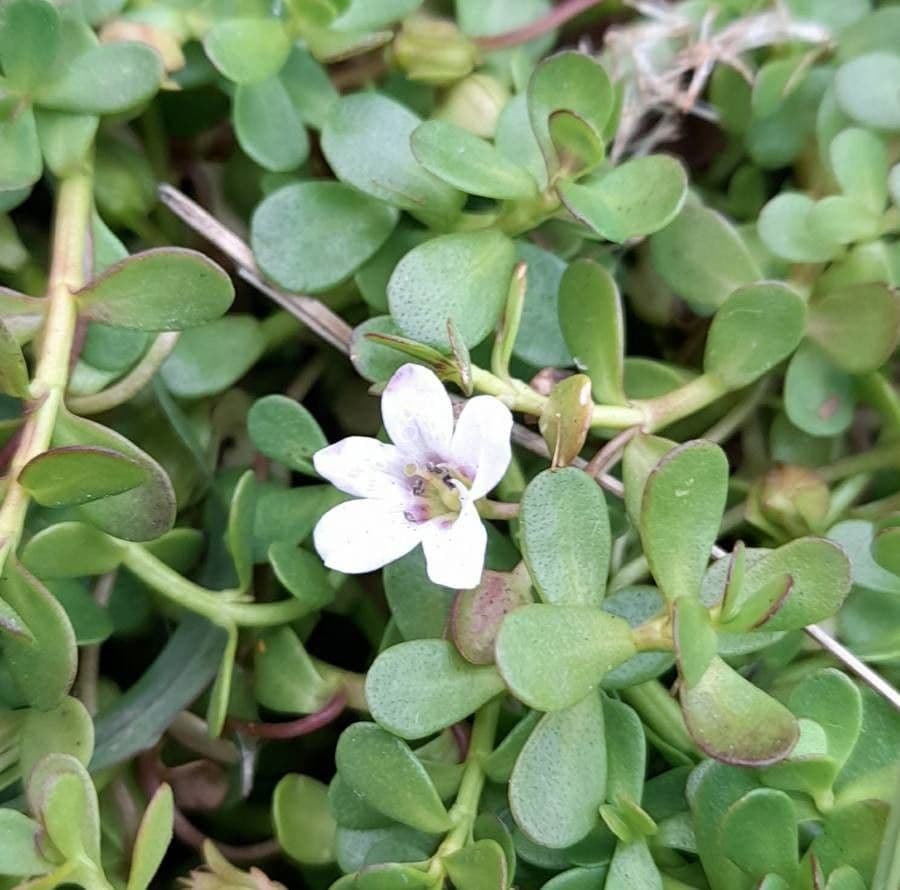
(477, 499, 520, 520)
(471, 366, 646, 429)
(431, 698, 501, 872)
(67, 331, 180, 414)
(621, 681, 699, 761)
(120, 544, 313, 628)
(0, 167, 94, 570)
(636, 373, 729, 433)
(818, 442, 900, 483)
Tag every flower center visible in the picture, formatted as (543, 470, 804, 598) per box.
(402, 461, 467, 523)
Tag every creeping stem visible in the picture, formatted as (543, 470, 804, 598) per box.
(0, 167, 94, 569)
(430, 698, 502, 876)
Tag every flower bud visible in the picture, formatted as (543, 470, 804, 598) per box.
(391, 15, 478, 86)
(435, 73, 510, 138)
(179, 840, 286, 890)
(748, 464, 830, 540)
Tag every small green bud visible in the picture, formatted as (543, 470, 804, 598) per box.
(179, 840, 286, 889)
(391, 15, 478, 86)
(435, 72, 510, 138)
(747, 464, 831, 541)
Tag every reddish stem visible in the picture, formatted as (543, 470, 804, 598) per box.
(226, 693, 346, 740)
(451, 721, 471, 761)
(475, 0, 604, 52)
(138, 750, 280, 863)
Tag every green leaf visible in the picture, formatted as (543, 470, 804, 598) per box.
(30, 754, 100, 862)
(274, 774, 336, 865)
(790, 669, 862, 768)
(19, 445, 149, 507)
(336, 723, 451, 833)
(559, 156, 687, 243)
(826, 867, 867, 890)
(268, 543, 334, 612)
(0, 318, 29, 397)
(828, 127, 888, 214)
(411, 120, 537, 199)
(509, 692, 606, 848)
(784, 341, 854, 437)
(835, 53, 900, 130)
(91, 617, 224, 772)
(450, 568, 532, 665)
(160, 315, 265, 399)
(602, 696, 646, 804)
(803, 799, 888, 886)
(758, 192, 840, 263)
(674, 597, 717, 689)
(0, 107, 42, 192)
(640, 441, 729, 602)
(20, 695, 94, 780)
(21, 521, 125, 578)
(808, 283, 900, 374)
(226, 470, 256, 593)
(496, 93, 548, 191)
(53, 582, 113, 646)
(548, 110, 605, 179)
(621, 433, 676, 528)
(126, 783, 173, 890)
(366, 639, 504, 739)
(252, 181, 397, 293)
(322, 92, 465, 226)
(388, 229, 516, 349)
(527, 51, 612, 177)
(512, 241, 571, 369)
(279, 46, 339, 130)
(520, 468, 611, 606)
(233, 76, 309, 173)
(0, 0, 60, 91)
(204, 18, 291, 84)
(384, 548, 456, 641)
(495, 604, 635, 711)
(558, 259, 625, 405)
(738, 537, 850, 632)
(254, 626, 337, 714)
(444, 839, 508, 890)
(650, 203, 762, 315)
(539, 374, 593, 467)
(203, 621, 236, 740)
(246, 395, 327, 476)
(808, 194, 880, 245)
(0, 561, 76, 709)
(606, 840, 662, 890)
(718, 573, 793, 633)
(0, 810, 53, 876)
(75, 247, 234, 331)
(680, 657, 798, 766)
(704, 282, 806, 389)
(722, 789, 798, 881)
(36, 109, 98, 179)
(52, 410, 175, 542)
(38, 41, 162, 114)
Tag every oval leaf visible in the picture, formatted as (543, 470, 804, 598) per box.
(336, 723, 451, 834)
(75, 248, 234, 331)
(495, 604, 635, 711)
(520, 468, 611, 607)
(704, 282, 806, 389)
(366, 639, 505, 740)
(509, 692, 606, 849)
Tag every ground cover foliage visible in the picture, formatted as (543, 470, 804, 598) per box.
(0, 0, 897, 887)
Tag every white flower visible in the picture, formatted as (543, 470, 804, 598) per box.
(313, 364, 513, 589)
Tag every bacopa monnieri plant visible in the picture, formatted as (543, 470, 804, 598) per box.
(0, 0, 896, 887)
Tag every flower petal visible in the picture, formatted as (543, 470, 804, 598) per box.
(451, 396, 513, 500)
(313, 499, 421, 574)
(420, 498, 487, 589)
(314, 437, 408, 499)
(382, 364, 453, 464)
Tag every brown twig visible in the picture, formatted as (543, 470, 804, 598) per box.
(585, 425, 641, 479)
(475, 0, 604, 52)
(226, 693, 346, 740)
